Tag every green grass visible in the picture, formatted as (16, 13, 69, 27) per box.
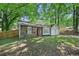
(0, 35, 79, 46)
(0, 37, 19, 45)
(0, 35, 79, 56)
(27, 35, 79, 47)
(25, 36, 79, 55)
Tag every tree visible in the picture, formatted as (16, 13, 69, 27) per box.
(0, 4, 27, 31)
(0, 4, 38, 31)
(73, 4, 79, 33)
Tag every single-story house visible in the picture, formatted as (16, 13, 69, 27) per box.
(18, 16, 59, 38)
(18, 22, 59, 38)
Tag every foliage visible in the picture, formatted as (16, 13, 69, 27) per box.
(0, 4, 38, 31)
(0, 3, 79, 32)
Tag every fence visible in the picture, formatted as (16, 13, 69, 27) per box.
(0, 30, 19, 38)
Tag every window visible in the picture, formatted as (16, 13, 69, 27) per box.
(27, 27, 32, 34)
(43, 26, 50, 35)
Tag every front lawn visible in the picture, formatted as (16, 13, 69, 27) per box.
(0, 35, 79, 56)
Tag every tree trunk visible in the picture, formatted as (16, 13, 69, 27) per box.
(57, 6, 60, 26)
(73, 5, 79, 33)
(1, 10, 4, 31)
(55, 8, 57, 24)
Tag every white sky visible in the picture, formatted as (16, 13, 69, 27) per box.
(0, 0, 79, 3)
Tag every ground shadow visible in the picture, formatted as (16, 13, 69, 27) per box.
(0, 36, 79, 56)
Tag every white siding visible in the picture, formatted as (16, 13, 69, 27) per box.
(51, 25, 59, 35)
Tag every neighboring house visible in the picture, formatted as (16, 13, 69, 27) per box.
(18, 17, 59, 38)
